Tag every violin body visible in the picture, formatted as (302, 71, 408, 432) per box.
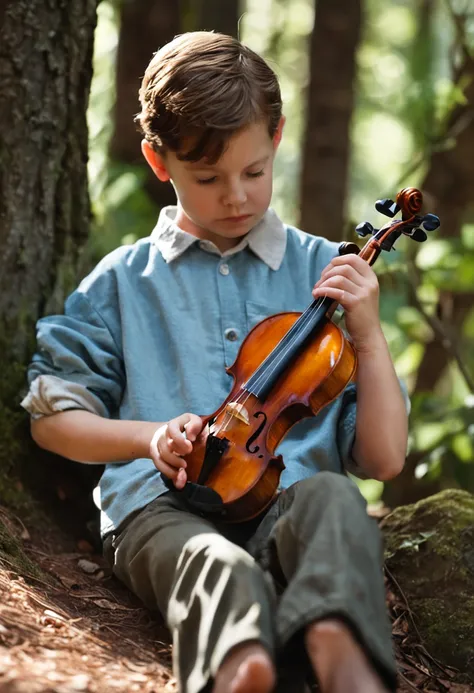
(184, 312, 357, 522)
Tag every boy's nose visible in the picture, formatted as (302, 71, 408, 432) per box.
(223, 183, 247, 207)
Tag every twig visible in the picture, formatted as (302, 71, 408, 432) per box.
(398, 670, 420, 692)
(384, 564, 424, 645)
(0, 505, 30, 539)
(385, 565, 457, 683)
(407, 275, 474, 393)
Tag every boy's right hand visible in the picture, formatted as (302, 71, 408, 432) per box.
(149, 413, 204, 490)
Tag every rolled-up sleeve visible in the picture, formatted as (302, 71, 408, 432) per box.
(21, 291, 124, 419)
(337, 379, 411, 478)
(336, 382, 360, 475)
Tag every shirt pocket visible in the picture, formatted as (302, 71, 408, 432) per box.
(245, 300, 290, 334)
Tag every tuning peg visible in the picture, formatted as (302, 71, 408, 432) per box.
(420, 213, 440, 232)
(411, 229, 428, 242)
(338, 242, 360, 256)
(404, 226, 428, 242)
(355, 221, 375, 238)
(375, 198, 400, 218)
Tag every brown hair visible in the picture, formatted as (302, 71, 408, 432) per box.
(136, 31, 282, 163)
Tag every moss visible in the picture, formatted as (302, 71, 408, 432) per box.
(382, 489, 474, 562)
(0, 521, 47, 581)
(412, 596, 474, 676)
(0, 357, 31, 509)
(381, 489, 474, 679)
(0, 330, 48, 524)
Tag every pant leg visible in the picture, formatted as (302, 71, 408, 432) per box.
(247, 472, 397, 692)
(104, 492, 277, 693)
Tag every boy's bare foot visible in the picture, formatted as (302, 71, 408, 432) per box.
(305, 619, 390, 693)
(212, 642, 276, 693)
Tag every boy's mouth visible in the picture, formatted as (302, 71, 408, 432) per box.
(222, 214, 252, 223)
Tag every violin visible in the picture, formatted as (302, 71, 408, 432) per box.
(164, 187, 440, 522)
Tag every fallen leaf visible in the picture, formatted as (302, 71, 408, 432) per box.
(92, 599, 135, 611)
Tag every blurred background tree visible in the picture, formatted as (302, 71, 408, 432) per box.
(1, 0, 473, 520)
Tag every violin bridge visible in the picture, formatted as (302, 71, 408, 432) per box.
(224, 401, 250, 425)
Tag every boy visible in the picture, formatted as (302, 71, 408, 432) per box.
(22, 32, 408, 693)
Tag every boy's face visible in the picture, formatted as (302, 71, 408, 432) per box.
(142, 119, 284, 252)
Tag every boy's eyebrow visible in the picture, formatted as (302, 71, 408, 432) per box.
(186, 155, 270, 172)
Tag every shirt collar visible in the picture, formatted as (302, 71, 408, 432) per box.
(150, 206, 287, 271)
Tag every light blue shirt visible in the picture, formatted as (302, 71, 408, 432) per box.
(22, 206, 361, 536)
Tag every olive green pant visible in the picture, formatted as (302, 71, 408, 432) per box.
(103, 472, 396, 693)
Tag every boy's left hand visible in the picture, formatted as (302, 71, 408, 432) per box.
(312, 254, 382, 353)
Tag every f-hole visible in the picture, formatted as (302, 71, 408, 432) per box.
(246, 411, 267, 458)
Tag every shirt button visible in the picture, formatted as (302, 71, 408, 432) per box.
(225, 328, 239, 342)
(219, 263, 230, 276)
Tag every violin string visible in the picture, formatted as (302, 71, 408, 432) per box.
(212, 294, 329, 436)
(218, 294, 328, 428)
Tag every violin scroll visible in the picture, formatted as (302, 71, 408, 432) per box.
(396, 187, 423, 218)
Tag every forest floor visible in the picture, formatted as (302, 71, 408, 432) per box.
(0, 502, 473, 693)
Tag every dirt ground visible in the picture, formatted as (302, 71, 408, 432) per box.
(0, 503, 473, 693)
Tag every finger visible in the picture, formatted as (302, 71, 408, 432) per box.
(169, 413, 203, 446)
(313, 275, 360, 300)
(151, 454, 185, 480)
(175, 467, 188, 490)
(158, 437, 188, 468)
(168, 418, 193, 455)
(315, 263, 366, 290)
(311, 285, 356, 307)
(183, 414, 203, 442)
(327, 253, 374, 278)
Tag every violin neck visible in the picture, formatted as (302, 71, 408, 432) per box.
(244, 295, 336, 400)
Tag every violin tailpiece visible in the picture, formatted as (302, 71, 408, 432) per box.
(197, 434, 230, 485)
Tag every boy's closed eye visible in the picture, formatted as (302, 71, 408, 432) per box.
(196, 169, 265, 185)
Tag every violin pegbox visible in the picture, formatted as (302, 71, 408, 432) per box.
(355, 187, 440, 251)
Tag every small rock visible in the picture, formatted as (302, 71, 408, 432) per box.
(77, 558, 100, 574)
(68, 674, 90, 691)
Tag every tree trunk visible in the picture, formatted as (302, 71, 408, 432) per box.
(0, 0, 98, 505)
(110, 0, 241, 210)
(299, 0, 361, 240)
(194, 0, 240, 37)
(109, 0, 181, 209)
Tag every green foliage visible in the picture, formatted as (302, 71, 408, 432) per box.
(86, 0, 160, 265)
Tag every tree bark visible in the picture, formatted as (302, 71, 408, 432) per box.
(0, 0, 98, 501)
(299, 0, 361, 240)
(194, 0, 240, 37)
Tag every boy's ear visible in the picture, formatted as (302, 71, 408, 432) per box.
(141, 140, 171, 182)
(273, 116, 286, 150)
